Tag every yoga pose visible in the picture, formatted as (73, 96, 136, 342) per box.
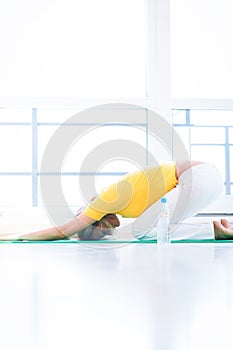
(0, 161, 224, 241)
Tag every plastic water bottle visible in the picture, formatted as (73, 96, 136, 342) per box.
(157, 197, 171, 245)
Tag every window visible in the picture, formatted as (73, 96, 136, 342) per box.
(0, 0, 147, 99)
(171, 0, 233, 211)
(171, 0, 233, 99)
(172, 109, 233, 195)
(0, 0, 171, 209)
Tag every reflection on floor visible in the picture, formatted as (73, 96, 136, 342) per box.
(0, 242, 233, 350)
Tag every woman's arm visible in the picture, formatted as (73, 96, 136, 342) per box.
(0, 213, 95, 241)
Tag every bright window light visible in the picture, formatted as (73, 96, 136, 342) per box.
(0, 0, 147, 98)
(171, 0, 233, 99)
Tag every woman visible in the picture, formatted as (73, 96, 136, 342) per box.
(0, 160, 224, 241)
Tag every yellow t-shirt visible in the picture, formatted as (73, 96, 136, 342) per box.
(83, 162, 178, 221)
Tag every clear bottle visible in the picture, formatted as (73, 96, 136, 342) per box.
(157, 197, 171, 245)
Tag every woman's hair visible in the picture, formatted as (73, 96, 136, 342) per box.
(75, 207, 120, 240)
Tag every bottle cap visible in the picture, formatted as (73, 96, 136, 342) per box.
(161, 197, 167, 203)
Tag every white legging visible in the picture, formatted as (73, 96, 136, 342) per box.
(132, 163, 223, 239)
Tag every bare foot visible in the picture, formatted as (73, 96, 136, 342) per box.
(213, 220, 233, 240)
(220, 218, 233, 229)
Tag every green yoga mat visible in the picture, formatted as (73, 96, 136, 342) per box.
(0, 239, 233, 244)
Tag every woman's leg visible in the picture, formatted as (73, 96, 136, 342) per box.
(170, 162, 223, 224)
(132, 163, 223, 239)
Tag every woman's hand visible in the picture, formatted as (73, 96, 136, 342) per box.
(0, 234, 21, 241)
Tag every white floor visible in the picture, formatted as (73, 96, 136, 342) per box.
(1, 241, 233, 350)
